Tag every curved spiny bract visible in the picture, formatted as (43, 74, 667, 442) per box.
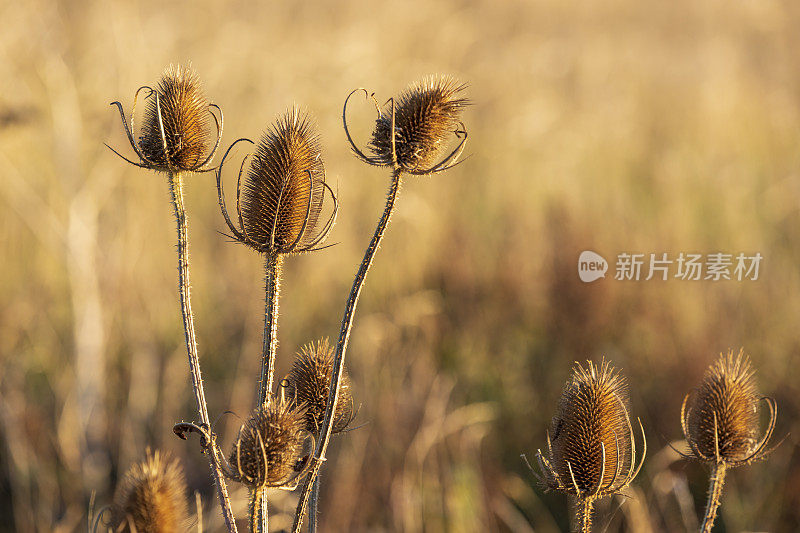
(682, 348, 777, 467)
(108, 63, 223, 173)
(532, 359, 646, 531)
(111, 449, 189, 533)
(284, 338, 356, 435)
(216, 109, 337, 256)
(225, 399, 309, 489)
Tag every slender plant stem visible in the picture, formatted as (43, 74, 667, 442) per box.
(292, 168, 403, 533)
(253, 253, 282, 533)
(309, 475, 321, 532)
(259, 253, 283, 406)
(249, 487, 268, 533)
(701, 462, 727, 533)
(575, 497, 593, 533)
(168, 172, 238, 533)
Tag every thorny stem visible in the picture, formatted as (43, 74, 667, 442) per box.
(575, 497, 593, 533)
(259, 254, 283, 406)
(249, 487, 267, 533)
(309, 475, 321, 532)
(701, 462, 727, 533)
(292, 168, 403, 533)
(168, 172, 238, 533)
(254, 256, 281, 533)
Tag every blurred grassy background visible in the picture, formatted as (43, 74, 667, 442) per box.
(2, 0, 800, 531)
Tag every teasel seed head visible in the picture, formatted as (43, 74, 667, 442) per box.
(681, 349, 777, 466)
(107, 63, 223, 173)
(284, 338, 356, 435)
(343, 76, 469, 175)
(533, 359, 646, 501)
(111, 449, 189, 533)
(216, 109, 337, 256)
(225, 399, 310, 489)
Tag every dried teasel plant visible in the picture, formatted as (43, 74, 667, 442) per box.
(215, 108, 338, 533)
(680, 349, 778, 533)
(284, 338, 356, 435)
(218, 398, 315, 532)
(525, 359, 646, 533)
(107, 63, 223, 173)
(100, 449, 189, 533)
(366, 76, 469, 173)
(291, 76, 470, 533)
(216, 109, 338, 407)
(107, 64, 236, 531)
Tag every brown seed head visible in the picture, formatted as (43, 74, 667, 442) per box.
(227, 400, 307, 488)
(684, 349, 766, 463)
(240, 109, 329, 254)
(546, 360, 638, 496)
(112, 449, 188, 533)
(370, 76, 468, 172)
(138, 64, 212, 171)
(285, 338, 355, 434)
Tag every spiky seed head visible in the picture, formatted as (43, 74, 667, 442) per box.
(138, 64, 212, 171)
(370, 76, 468, 172)
(241, 109, 328, 254)
(227, 400, 307, 488)
(111, 449, 189, 533)
(549, 360, 634, 495)
(285, 338, 355, 434)
(685, 349, 761, 462)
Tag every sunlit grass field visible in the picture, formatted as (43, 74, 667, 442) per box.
(2, 0, 800, 531)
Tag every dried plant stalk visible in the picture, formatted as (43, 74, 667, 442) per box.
(216, 110, 337, 408)
(216, 110, 336, 532)
(107, 65, 236, 532)
(293, 76, 468, 533)
(681, 349, 778, 533)
(169, 172, 237, 532)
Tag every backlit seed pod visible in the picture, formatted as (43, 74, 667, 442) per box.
(531, 359, 645, 532)
(216, 110, 337, 256)
(369, 76, 469, 172)
(242, 110, 325, 252)
(681, 350, 778, 533)
(682, 349, 777, 465)
(549, 360, 643, 495)
(107, 63, 223, 173)
(112, 449, 189, 533)
(226, 400, 308, 488)
(285, 338, 355, 434)
(138, 64, 213, 171)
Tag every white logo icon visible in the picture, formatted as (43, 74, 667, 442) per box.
(578, 251, 608, 283)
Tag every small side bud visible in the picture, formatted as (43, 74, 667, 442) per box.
(284, 338, 355, 435)
(226, 399, 308, 488)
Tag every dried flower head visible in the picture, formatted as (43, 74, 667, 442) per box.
(225, 399, 310, 489)
(284, 338, 356, 434)
(108, 63, 223, 173)
(533, 359, 645, 500)
(216, 109, 337, 256)
(343, 76, 469, 175)
(682, 349, 777, 466)
(111, 449, 189, 533)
